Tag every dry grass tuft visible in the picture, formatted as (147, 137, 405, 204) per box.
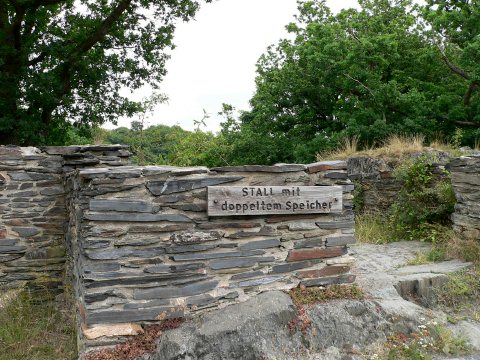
(316, 136, 359, 161)
(316, 133, 464, 161)
(447, 237, 480, 265)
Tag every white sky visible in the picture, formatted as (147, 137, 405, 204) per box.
(111, 0, 360, 132)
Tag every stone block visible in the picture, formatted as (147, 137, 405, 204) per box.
(89, 199, 154, 213)
(146, 176, 243, 195)
(12, 227, 40, 237)
(144, 263, 205, 274)
(86, 307, 184, 325)
(307, 161, 347, 173)
(230, 271, 265, 280)
(271, 261, 314, 274)
(294, 238, 324, 249)
(287, 247, 347, 262)
(82, 323, 144, 340)
(85, 248, 165, 260)
(211, 164, 306, 172)
(297, 265, 350, 279)
(238, 239, 281, 251)
(134, 280, 219, 300)
(170, 231, 223, 244)
(84, 212, 192, 223)
(231, 275, 284, 288)
(172, 249, 264, 262)
(325, 236, 356, 247)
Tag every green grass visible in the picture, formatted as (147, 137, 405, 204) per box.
(355, 212, 394, 244)
(0, 290, 77, 360)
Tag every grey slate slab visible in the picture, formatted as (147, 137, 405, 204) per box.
(238, 239, 281, 251)
(230, 271, 265, 280)
(134, 280, 219, 300)
(83, 212, 192, 223)
(294, 238, 325, 249)
(325, 236, 356, 247)
(165, 244, 218, 254)
(171, 249, 265, 261)
(271, 261, 314, 274)
(146, 176, 243, 195)
(0, 245, 27, 254)
(85, 248, 165, 260)
(86, 307, 184, 325)
(89, 199, 154, 213)
(211, 164, 307, 173)
(144, 263, 205, 274)
(315, 221, 355, 229)
(12, 227, 40, 237)
(209, 258, 258, 270)
(231, 275, 285, 288)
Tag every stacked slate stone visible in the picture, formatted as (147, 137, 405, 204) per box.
(40, 144, 132, 170)
(448, 155, 480, 240)
(68, 161, 356, 350)
(0, 145, 132, 291)
(0, 146, 66, 290)
(348, 154, 450, 212)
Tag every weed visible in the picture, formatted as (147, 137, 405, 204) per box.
(436, 268, 480, 309)
(0, 290, 77, 360)
(355, 212, 394, 244)
(289, 284, 364, 306)
(84, 318, 185, 360)
(366, 320, 471, 359)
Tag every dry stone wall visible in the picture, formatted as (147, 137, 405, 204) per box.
(67, 161, 356, 350)
(347, 153, 451, 212)
(448, 155, 480, 240)
(0, 145, 131, 290)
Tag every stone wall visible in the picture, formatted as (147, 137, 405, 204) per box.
(0, 145, 131, 290)
(447, 155, 480, 240)
(67, 161, 356, 351)
(347, 153, 450, 212)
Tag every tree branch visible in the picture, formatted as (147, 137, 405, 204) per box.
(454, 120, 480, 127)
(464, 81, 479, 106)
(74, 0, 133, 56)
(438, 47, 470, 80)
(33, 0, 133, 124)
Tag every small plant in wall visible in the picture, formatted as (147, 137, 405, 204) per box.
(389, 154, 456, 244)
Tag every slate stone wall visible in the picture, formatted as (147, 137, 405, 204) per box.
(448, 155, 480, 240)
(347, 154, 450, 212)
(68, 161, 356, 351)
(0, 145, 131, 290)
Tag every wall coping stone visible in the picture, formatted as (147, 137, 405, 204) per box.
(211, 164, 307, 173)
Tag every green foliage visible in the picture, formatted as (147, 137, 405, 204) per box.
(220, 0, 480, 164)
(352, 181, 365, 213)
(356, 155, 456, 246)
(0, 0, 210, 145)
(389, 155, 456, 241)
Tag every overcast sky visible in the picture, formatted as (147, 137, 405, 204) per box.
(112, 0, 360, 132)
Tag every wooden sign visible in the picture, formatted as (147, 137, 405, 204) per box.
(208, 186, 343, 216)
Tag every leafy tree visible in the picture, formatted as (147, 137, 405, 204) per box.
(105, 123, 187, 164)
(0, 0, 210, 145)
(226, 0, 478, 164)
(423, 0, 480, 144)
